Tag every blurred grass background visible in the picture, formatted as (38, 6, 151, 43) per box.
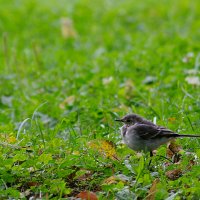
(1, 0, 200, 126)
(1, 0, 200, 198)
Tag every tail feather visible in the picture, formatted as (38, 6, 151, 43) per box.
(177, 134, 200, 138)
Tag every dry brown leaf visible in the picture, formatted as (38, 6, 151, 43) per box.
(102, 175, 128, 186)
(7, 135, 16, 143)
(88, 140, 119, 160)
(0, 133, 16, 143)
(146, 179, 160, 200)
(166, 169, 182, 180)
(61, 17, 77, 39)
(184, 153, 197, 171)
(186, 159, 196, 171)
(168, 117, 176, 123)
(59, 95, 75, 109)
(167, 141, 182, 154)
(167, 141, 182, 163)
(103, 176, 118, 185)
(76, 191, 98, 200)
(27, 182, 39, 187)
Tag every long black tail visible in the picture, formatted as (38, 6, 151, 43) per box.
(177, 134, 200, 138)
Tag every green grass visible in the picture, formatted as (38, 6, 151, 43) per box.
(0, 0, 200, 199)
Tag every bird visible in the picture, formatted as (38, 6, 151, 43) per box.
(115, 113, 200, 157)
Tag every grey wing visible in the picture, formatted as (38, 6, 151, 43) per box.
(131, 124, 178, 140)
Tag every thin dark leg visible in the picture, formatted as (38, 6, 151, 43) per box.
(148, 151, 153, 168)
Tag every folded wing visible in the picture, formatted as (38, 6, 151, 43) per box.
(132, 124, 179, 140)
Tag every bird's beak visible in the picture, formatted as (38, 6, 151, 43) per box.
(115, 119, 123, 122)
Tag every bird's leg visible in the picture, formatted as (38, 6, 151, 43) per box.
(148, 151, 153, 168)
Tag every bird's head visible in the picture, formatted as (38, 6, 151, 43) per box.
(115, 114, 143, 126)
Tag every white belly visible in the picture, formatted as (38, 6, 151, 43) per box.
(122, 127, 171, 152)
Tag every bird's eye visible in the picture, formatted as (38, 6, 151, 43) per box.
(126, 120, 131, 123)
